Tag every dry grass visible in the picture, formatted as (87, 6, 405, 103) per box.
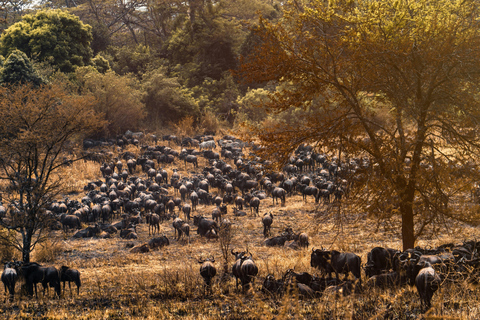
(2, 140, 480, 319)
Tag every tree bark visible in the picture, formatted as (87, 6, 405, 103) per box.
(22, 229, 32, 263)
(400, 187, 416, 251)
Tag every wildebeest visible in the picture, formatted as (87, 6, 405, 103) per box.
(173, 218, 190, 242)
(59, 266, 81, 296)
(184, 155, 198, 168)
(415, 261, 441, 309)
(311, 248, 362, 283)
(298, 232, 309, 248)
(239, 253, 258, 291)
(262, 212, 273, 237)
(365, 247, 401, 278)
(130, 243, 150, 253)
(2, 261, 19, 299)
(231, 250, 258, 291)
(272, 187, 286, 206)
(60, 214, 81, 232)
(72, 224, 101, 238)
(182, 203, 192, 221)
(21, 262, 61, 298)
(193, 216, 218, 237)
(148, 236, 170, 249)
(262, 274, 285, 296)
(199, 257, 216, 294)
(148, 213, 160, 235)
(249, 197, 260, 216)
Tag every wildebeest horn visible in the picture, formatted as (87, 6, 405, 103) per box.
(210, 256, 215, 263)
(198, 258, 204, 264)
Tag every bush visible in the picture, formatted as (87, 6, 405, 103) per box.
(33, 239, 63, 263)
(0, 227, 17, 262)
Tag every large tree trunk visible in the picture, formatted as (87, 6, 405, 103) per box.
(400, 188, 416, 251)
(22, 229, 32, 263)
(401, 206, 415, 251)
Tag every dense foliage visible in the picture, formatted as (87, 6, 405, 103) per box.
(0, 9, 93, 73)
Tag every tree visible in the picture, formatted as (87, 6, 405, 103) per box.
(142, 67, 199, 126)
(0, 49, 44, 86)
(75, 67, 146, 137)
(238, 0, 480, 250)
(0, 9, 93, 73)
(0, 83, 103, 262)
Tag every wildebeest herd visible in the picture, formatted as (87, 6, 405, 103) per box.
(2, 132, 480, 312)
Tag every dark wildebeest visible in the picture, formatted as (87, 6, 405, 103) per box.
(211, 207, 222, 222)
(311, 248, 362, 283)
(59, 266, 81, 296)
(364, 247, 401, 278)
(262, 274, 285, 296)
(148, 213, 160, 235)
(415, 261, 441, 309)
(190, 191, 199, 211)
(21, 262, 61, 298)
(148, 236, 170, 249)
(184, 155, 198, 168)
(182, 203, 192, 221)
(262, 212, 273, 238)
(238, 252, 258, 291)
(231, 249, 258, 291)
(249, 197, 260, 216)
(172, 218, 190, 243)
(199, 257, 216, 294)
(193, 216, 218, 237)
(72, 224, 101, 238)
(60, 214, 81, 232)
(231, 249, 247, 290)
(272, 187, 286, 206)
(2, 261, 19, 299)
(298, 232, 309, 248)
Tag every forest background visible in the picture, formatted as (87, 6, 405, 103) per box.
(0, 0, 281, 137)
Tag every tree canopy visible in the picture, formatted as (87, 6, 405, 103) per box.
(238, 0, 480, 250)
(0, 49, 44, 86)
(0, 9, 93, 73)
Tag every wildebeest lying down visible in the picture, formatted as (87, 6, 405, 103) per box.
(311, 248, 362, 283)
(60, 266, 81, 296)
(72, 224, 101, 238)
(148, 236, 170, 249)
(21, 262, 61, 298)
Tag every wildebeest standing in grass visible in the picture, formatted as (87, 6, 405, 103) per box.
(262, 212, 273, 238)
(415, 261, 441, 309)
(2, 261, 19, 300)
(272, 187, 286, 206)
(21, 262, 61, 298)
(59, 266, 81, 296)
(60, 214, 81, 232)
(199, 257, 216, 294)
(311, 248, 362, 284)
(249, 196, 260, 216)
(148, 213, 160, 235)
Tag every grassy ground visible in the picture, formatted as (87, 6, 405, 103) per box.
(1, 143, 480, 319)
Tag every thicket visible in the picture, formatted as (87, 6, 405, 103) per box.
(0, 1, 286, 138)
